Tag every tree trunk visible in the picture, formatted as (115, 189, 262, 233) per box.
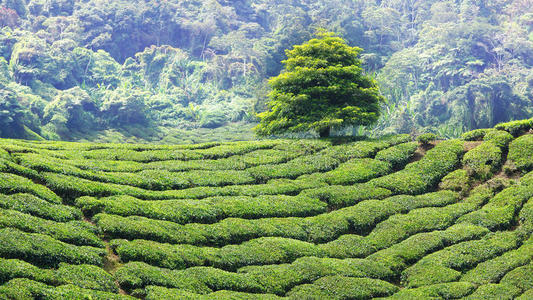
(319, 127, 330, 138)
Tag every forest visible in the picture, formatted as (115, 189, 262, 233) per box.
(0, 0, 532, 142)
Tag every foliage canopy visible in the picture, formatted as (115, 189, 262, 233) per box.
(255, 31, 384, 137)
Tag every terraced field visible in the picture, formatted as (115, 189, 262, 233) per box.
(0, 118, 532, 299)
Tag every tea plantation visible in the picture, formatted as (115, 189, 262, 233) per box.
(0, 119, 532, 299)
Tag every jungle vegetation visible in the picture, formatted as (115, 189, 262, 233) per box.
(0, 0, 532, 142)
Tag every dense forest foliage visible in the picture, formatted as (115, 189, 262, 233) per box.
(0, 0, 532, 142)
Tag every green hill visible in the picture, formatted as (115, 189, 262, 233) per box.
(0, 118, 532, 299)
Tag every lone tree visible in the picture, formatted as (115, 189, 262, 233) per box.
(255, 31, 385, 138)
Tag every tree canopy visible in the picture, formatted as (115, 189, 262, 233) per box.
(255, 31, 384, 137)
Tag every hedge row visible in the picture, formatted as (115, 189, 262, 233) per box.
(115, 256, 393, 295)
(144, 286, 281, 300)
(40, 171, 326, 200)
(508, 134, 533, 173)
(21, 154, 257, 190)
(0, 228, 105, 268)
(247, 153, 340, 181)
(401, 231, 521, 288)
(0, 259, 117, 293)
(384, 282, 476, 299)
(0, 193, 81, 222)
(465, 283, 522, 299)
(77, 194, 327, 224)
(95, 191, 457, 246)
(461, 128, 495, 141)
(500, 262, 533, 292)
(374, 142, 418, 169)
(460, 237, 533, 285)
(494, 118, 533, 136)
(323, 194, 479, 259)
(112, 237, 325, 271)
(0, 209, 103, 247)
(457, 184, 533, 230)
(0, 278, 132, 299)
(285, 276, 398, 299)
(439, 169, 471, 195)
(367, 223, 490, 274)
(298, 183, 392, 208)
(462, 141, 503, 180)
(319, 158, 392, 185)
(483, 130, 514, 149)
(0, 172, 61, 203)
(144, 149, 302, 172)
(369, 140, 464, 194)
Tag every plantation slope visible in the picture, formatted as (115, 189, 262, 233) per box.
(0, 118, 532, 299)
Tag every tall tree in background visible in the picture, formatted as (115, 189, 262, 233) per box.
(255, 30, 384, 138)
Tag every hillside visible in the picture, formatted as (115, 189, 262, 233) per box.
(1, 0, 532, 142)
(0, 118, 531, 299)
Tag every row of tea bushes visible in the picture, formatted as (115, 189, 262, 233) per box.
(508, 134, 533, 173)
(0, 278, 131, 300)
(0, 172, 61, 203)
(115, 256, 393, 295)
(76, 195, 328, 224)
(143, 286, 281, 300)
(111, 237, 325, 271)
(0, 228, 105, 268)
(462, 142, 503, 180)
(383, 282, 476, 299)
(0, 193, 81, 222)
(95, 191, 459, 246)
(369, 140, 465, 194)
(0, 259, 117, 292)
(0, 209, 103, 247)
(460, 237, 533, 285)
(286, 275, 398, 299)
(457, 184, 533, 230)
(374, 142, 418, 169)
(401, 231, 522, 288)
(319, 158, 392, 185)
(368, 223, 490, 275)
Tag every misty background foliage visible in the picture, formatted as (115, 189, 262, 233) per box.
(0, 0, 532, 143)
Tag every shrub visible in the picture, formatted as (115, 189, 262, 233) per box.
(416, 133, 437, 146)
(0, 228, 105, 268)
(385, 282, 476, 299)
(401, 231, 521, 288)
(0, 172, 61, 203)
(55, 263, 118, 293)
(518, 289, 533, 300)
(462, 142, 503, 180)
(299, 184, 392, 208)
(78, 194, 326, 223)
(0, 193, 81, 222)
(144, 286, 282, 299)
(114, 262, 261, 293)
(367, 224, 489, 274)
(0, 208, 103, 247)
(0, 278, 132, 299)
(461, 128, 495, 141)
(286, 276, 398, 299)
(113, 237, 325, 271)
(508, 135, 533, 173)
(0, 258, 56, 284)
(494, 118, 533, 136)
(461, 241, 533, 285)
(247, 153, 340, 181)
(369, 140, 464, 194)
(321, 158, 392, 185)
(374, 142, 418, 169)
(439, 169, 471, 195)
(457, 184, 533, 230)
(95, 191, 457, 246)
(500, 262, 533, 292)
(483, 130, 514, 149)
(464, 283, 522, 299)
